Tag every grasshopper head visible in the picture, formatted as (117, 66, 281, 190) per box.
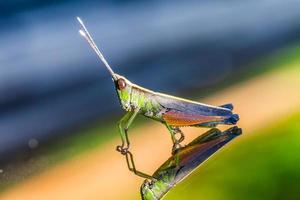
(140, 172, 174, 200)
(114, 74, 133, 111)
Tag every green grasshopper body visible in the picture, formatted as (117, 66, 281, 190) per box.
(77, 17, 239, 179)
(115, 74, 238, 127)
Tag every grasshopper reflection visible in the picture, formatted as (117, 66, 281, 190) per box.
(141, 126, 242, 200)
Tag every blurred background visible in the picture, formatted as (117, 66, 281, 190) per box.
(0, 0, 300, 199)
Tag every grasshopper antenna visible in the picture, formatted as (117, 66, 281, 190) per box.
(77, 17, 117, 80)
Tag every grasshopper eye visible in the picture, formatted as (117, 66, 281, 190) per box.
(117, 78, 126, 90)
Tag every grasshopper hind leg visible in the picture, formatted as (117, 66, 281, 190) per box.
(165, 124, 185, 154)
(194, 114, 239, 128)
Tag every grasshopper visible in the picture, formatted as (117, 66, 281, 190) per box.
(77, 17, 239, 179)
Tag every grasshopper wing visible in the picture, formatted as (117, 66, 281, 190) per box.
(155, 94, 239, 126)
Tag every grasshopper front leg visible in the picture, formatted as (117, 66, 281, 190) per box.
(116, 110, 138, 153)
(116, 108, 153, 179)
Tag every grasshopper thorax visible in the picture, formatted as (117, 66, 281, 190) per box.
(113, 74, 133, 111)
